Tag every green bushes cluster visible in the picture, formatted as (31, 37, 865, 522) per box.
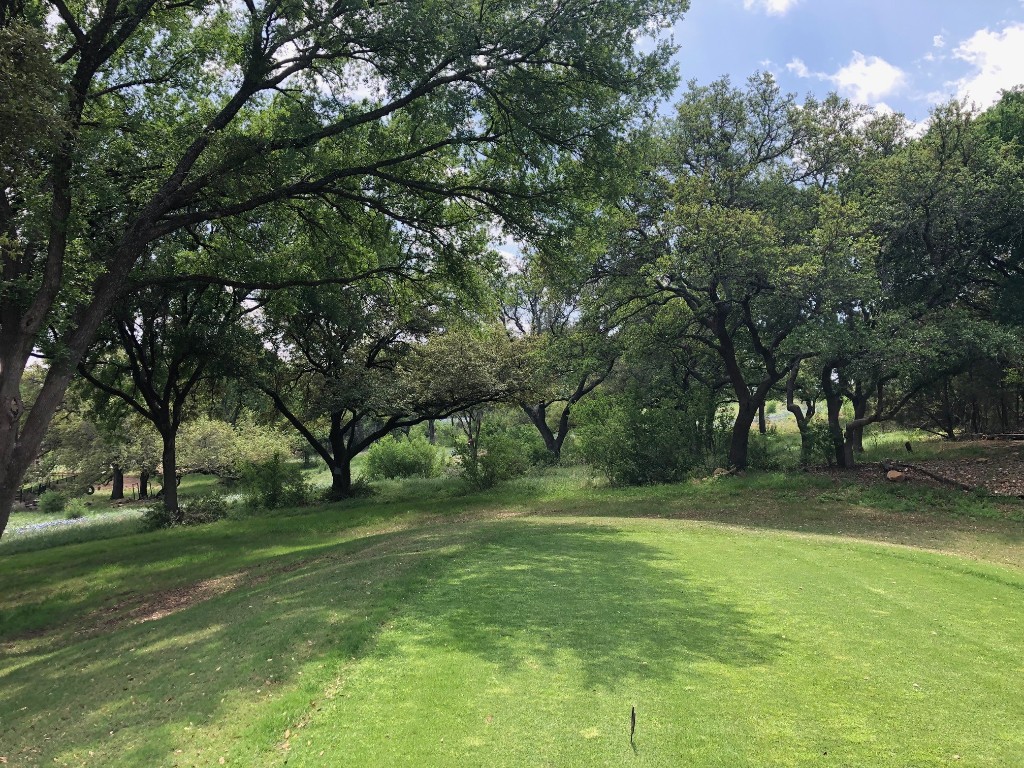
(457, 422, 541, 490)
(365, 434, 442, 479)
(801, 421, 836, 467)
(142, 494, 230, 530)
(64, 498, 89, 519)
(240, 453, 312, 509)
(180, 494, 229, 525)
(573, 392, 706, 485)
(178, 415, 294, 478)
(37, 490, 67, 514)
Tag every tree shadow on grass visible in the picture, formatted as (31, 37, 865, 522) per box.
(374, 521, 782, 690)
(0, 520, 781, 765)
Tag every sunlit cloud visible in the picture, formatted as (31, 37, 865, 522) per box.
(743, 0, 801, 17)
(951, 23, 1024, 108)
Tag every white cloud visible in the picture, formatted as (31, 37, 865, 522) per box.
(831, 52, 907, 103)
(786, 57, 811, 78)
(951, 23, 1024, 108)
(786, 51, 907, 106)
(933, 34, 945, 49)
(743, 0, 800, 16)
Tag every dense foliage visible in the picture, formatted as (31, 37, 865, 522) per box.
(1, 1, 1022, 532)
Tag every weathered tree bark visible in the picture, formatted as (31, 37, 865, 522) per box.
(139, 470, 150, 499)
(758, 402, 767, 434)
(110, 465, 124, 500)
(329, 458, 353, 500)
(160, 433, 179, 517)
(326, 413, 357, 500)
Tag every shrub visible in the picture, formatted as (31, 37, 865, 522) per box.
(142, 504, 176, 531)
(574, 392, 703, 485)
(64, 498, 89, 519)
(180, 494, 229, 525)
(457, 423, 534, 490)
(365, 434, 442, 479)
(37, 490, 67, 514)
(802, 421, 836, 467)
(747, 427, 788, 471)
(240, 453, 311, 509)
(179, 415, 294, 477)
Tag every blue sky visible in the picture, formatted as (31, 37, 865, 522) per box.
(668, 0, 1024, 120)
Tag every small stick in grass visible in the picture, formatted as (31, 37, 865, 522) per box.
(630, 705, 636, 745)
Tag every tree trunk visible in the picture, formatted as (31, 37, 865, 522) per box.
(851, 390, 868, 453)
(110, 465, 124, 501)
(0, 369, 25, 537)
(786, 405, 814, 465)
(139, 470, 149, 499)
(427, 419, 436, 445)
(328, 457, 352, 500)
(842, 426, 857, 468)
(522, 403, 564, 462)
(728, 403, 758, 469)
(822, 369, 848, 468)
(161, 433, 179, 516)
(0, 484, 16, 539)
(758, 402, 767, 434)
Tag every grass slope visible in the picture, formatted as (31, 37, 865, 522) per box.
(2, 472, 1023, 766)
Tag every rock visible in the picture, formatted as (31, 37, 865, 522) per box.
(712, 467, 733, 478)
(886, 470, 906, 482)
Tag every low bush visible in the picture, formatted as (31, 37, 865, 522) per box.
(64, 498, 89, 519)
(747, 427, 790, 471)
(574, 393, 703, 485)
(180, 494, 229, 525)
(457, 423, 535, 490)
(365, 434, 442, 480)
(801, 421, 836, 467)
(37, 490, 68, 515)
(240, 453, 311, 509)
(141, 504, 176, 531)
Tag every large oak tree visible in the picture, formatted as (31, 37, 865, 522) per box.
(0, 0, 687, 534)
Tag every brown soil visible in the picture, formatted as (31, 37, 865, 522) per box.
(912, 448, 1024, 497)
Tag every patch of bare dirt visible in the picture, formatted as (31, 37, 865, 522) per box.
(28, 573, 252, 645)
(812, 441, 1024, 497)
(911, 446, 1024, 497)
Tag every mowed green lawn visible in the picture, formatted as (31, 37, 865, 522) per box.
(2, 474, 1024, 766)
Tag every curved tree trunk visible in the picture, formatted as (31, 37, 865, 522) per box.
(522, 403, 567, 462)
(785, 363, 816, 465)
(728, 402, 758, 469)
